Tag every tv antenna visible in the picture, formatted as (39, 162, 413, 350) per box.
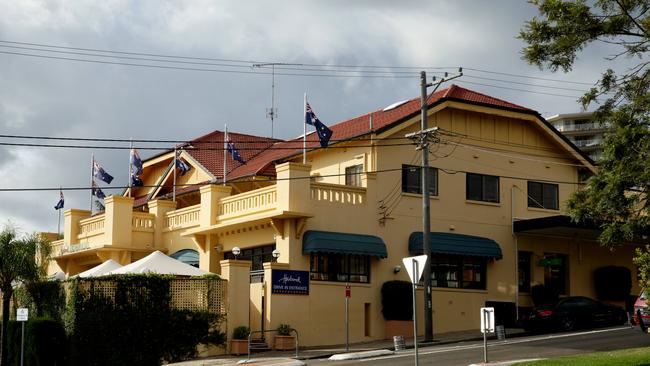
(253, 62, 303, 138)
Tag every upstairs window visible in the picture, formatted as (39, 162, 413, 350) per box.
(345, 164, 363, 187)
(528, 181, 559, 210)
(402, 165, 438, 195)
(466, 173, 499, 203)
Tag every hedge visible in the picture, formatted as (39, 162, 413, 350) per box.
(4, 318, 67, 366)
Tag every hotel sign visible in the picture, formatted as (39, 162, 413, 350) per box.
(271, 269, 309, 295)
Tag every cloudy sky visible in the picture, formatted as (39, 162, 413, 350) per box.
(0, 1, 628, 234)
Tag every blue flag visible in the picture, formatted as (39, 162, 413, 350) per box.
(130, 175, 143, 187)
(305, 102, 333, 148)
(92, 181, 106, 199)
(175, 153, 190, 176)
(54, 190, 64, 210)
(130, 148, 143, 176)
(227, 141, 246, 164)
(93, 161, 114, 184)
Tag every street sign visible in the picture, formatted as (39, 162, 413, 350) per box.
(345, 284, 351, 298)
(16, 308, 28, 322)
(480, 307, 495, 333)
(402, 255, 428, 284)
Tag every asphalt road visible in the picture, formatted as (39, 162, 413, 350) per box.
(306, 326, 650, 366)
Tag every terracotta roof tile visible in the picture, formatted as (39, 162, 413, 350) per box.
(142, 85, 536, 189)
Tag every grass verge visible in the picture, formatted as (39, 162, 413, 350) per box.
(513, 347, 650, 366)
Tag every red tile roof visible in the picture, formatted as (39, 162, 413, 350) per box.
(142, 85, 536, 196)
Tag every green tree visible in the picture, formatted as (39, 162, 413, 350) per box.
(520, 0, 650, 289)
(0, 226, 50, 366)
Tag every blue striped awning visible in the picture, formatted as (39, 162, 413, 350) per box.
(408, 232, 502, 259)
(302, 230, 388, 258)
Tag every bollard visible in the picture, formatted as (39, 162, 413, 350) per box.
(393, 335, 406, 351)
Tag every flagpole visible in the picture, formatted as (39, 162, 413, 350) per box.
(223, 124, 228, 186)
(128, 139, 133, 198)
(90, 153, 94, 214)
(173, 146, 177, 202)
(303, 93, 307, 164)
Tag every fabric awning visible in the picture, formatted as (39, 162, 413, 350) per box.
(408, 232, 503, 259)
(302, 230, 388, 258)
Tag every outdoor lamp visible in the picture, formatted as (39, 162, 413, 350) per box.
(232, 246, 241, 259)
(272, 249, 280, 262)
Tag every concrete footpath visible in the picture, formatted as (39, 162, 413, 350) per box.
(166, 328, 528, 366)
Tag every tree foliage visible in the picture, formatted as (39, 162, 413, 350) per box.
(520, 0, 650, 287)
(0, 226, 51, 366)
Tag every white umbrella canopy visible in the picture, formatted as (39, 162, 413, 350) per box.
(106, 250, 211, 276)
(76, 259, 123, 278)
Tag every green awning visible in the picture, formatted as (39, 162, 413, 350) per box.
(302, 230, 388, 258)
(408, 232, 502, 259)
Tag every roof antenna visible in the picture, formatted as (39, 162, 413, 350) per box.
(253, 62, 303, 138)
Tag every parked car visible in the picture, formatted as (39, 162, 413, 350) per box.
(523, 296, 626, 332)
(634, 288, 650, 326)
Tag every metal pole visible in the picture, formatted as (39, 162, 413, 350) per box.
(483, 309, 488, 363)
(20, 321, 24, 366)
(90, 153, 94, 214)
(420, 71, 433, 342)
(224, 124, 228, 185)
(128, 139, 133, 197)
(412, 259, 419, 366)
(173, 146, 177, 202)
(303, 93, 307, 164)
(345, 289, 349, 352)
(271, 65, 275, 139)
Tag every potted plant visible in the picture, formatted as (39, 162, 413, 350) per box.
(230, 325, 250, 355)
(274, 323, 295, 350)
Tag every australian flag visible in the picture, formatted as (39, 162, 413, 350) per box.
(54, 190, 64, 210)
(227, 141, 246, 164)
(93, 161, 114, 184)
(91, 181, 106, 199)
(305, 102, 333, 148)
(130, 148, 143, 187)
(175, 153, 190, 176)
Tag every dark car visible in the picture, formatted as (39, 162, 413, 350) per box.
(523, 296, 627, 332)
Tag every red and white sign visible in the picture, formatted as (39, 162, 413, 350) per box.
(345, 284, 351, 298)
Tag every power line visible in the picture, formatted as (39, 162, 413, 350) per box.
(0, 40, 597, 85)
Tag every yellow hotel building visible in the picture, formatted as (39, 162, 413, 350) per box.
(47, 85, 639, 347)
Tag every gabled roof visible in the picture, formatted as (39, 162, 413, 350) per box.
(136, 85, 592, 204)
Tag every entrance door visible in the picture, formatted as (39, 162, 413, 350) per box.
(250, 272, 265, 336)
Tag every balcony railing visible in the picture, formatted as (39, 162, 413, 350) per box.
(554, 122, 610, 132)
(78, 214, 105, 240)
(310, 183, 366, 205)
(165, 204, 201, 230)
(217, 185, 277, 221)
(132, 212, 155, 232)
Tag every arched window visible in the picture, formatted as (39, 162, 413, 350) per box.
(170, 249, 199, 268)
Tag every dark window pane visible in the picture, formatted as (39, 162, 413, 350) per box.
(528, 182, 542, 208)
(518, 251, 531, 292)
(467, 173, 482, 201)
(528, 181, 559, 210)
(402, 165, 421, 194)
(483, 175, 499, 202)
(345, 165, 363, 186)
(310, 253, 370, 283)
(542, 184, 559, 210)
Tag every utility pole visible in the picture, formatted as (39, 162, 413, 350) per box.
(405, 68, 462, 342)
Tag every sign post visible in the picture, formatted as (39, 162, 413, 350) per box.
(480, 307, 495, 363)
(345, 283, 351, 351)
(17, 308, 28, 366)
(403, 255, 428, 366)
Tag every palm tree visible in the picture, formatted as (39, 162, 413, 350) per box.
(0, 226, 48, 366)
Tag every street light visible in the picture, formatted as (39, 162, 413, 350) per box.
(232, 246, 241, 259)
(272, 249, 280, 262)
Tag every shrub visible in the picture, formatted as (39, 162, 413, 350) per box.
(594, 266, 632, 301)
(233, 326, 250, 340)
(531, 284, 558, 306)
(381, 280, 412, 320)
(276, 323, 291, 336)
(5, 318, 68, 366)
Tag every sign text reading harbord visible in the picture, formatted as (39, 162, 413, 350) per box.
(271, 269, 309, 295)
